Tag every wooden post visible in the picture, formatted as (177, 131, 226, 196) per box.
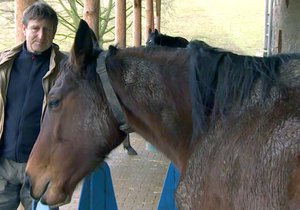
(145, 0, 154, 41)
(115, 0, 126, 48)
(133, 0, 141, 47)
(15, 0, 37, 44)
(83, 0, 100, 40)
(155, 0, 161, 32)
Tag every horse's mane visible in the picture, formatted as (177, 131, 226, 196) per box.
(188, 40, 300, 139)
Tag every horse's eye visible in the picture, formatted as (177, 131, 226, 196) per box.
(48, 98, 60, 109)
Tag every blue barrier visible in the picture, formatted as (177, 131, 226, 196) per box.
(78, 161, 117, 210)
(157, 162, 180, 210)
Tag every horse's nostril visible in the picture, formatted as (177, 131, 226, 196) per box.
(24, 174, 32, 191)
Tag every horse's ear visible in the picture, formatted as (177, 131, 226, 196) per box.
(148, 28, 152, 34)
(154, 29, 159, 35)
(71, 19, 94, 71)
(108, 45, 118, 57)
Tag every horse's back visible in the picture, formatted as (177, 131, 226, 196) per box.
(175, 92, 300, 210)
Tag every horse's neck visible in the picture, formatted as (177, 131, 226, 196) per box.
(118, 57, 193, 172)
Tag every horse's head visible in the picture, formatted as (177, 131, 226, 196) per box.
(146, 28, 160, 46)
(25, 20, 125, 207)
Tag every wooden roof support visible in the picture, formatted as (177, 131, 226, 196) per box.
(145, 0, 154, 41)
(83, 0, 100, 40)
(133, 0, 142, 47)
(155, 0, 161, 32)
(115, 0, 126, 48)
(15, 0, 37, 44)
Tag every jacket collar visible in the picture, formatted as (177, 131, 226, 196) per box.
(0, 42, 60, 66)
(0, 43, 23, 66)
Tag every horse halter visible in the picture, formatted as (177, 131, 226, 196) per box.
(96, 51, 133, 134)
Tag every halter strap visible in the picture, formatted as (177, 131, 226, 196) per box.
(96, 51, 133, 134)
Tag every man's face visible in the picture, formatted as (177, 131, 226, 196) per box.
(22, 19, 56, 53)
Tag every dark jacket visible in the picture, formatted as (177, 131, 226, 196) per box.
(0, 42, 66, 162)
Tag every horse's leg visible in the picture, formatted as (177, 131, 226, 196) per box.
(123, 135, 138, 155)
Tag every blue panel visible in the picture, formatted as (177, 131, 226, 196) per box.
(78, 161, 118, 210)
(157, 162, 180, 210)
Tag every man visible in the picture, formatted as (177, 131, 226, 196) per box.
(0, 2, 66, 209)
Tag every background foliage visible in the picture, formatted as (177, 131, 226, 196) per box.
(0, 0, 263, 55)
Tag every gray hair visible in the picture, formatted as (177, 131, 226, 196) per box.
(22, 1, 58, 32)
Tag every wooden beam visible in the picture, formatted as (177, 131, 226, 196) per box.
(115, 0, 126, 48)
(83, 0, 100, 40)
(155, 0, 161, 31)
(15, 0, 37, 44)
(145, 0, 154, 41)
(133, 0, 141, 47)
(277, 29, 282, 53)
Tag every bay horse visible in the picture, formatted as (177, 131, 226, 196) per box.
(146, 28, 189, 48)
(25, 20, 300, 209)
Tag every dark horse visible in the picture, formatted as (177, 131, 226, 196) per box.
(26, 20, 300, 209)
(146, 28, 189, 48)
